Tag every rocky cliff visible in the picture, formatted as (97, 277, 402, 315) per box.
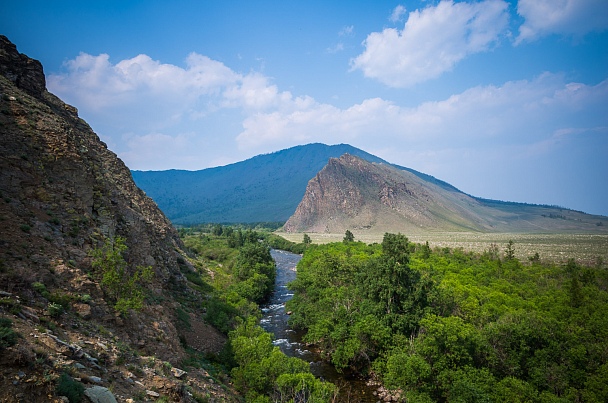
(283, 154, 608, 234)
(0, 36, 236, 402)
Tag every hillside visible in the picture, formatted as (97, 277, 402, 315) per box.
(132, 143, 393, 224)
(0, 36, 237, 402)
(283, 154, 607, 234)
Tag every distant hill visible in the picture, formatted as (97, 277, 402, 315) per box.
(133, 144, 607, 233)
(283, 154, 608, 234)
(132, 143, 394, 224)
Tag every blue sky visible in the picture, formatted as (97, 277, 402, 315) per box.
(3, 0, 608, 216)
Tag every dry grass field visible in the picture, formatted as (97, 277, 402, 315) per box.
(277, 231, 608, 266)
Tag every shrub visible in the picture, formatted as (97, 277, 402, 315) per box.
(90, 237, 154, 316)
(47, 302, 63, 318)
(55, 373, 84, 403)
(0, 317, 18, 349)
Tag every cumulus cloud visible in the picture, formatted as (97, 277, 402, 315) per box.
(516, 0, 608, 44)
(389, 5, 407, 23)
(236, 73, 608, 155)
(47, 50, 608, 210)
(350, 0, 510, 87)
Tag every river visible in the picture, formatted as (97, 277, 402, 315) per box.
(261, 249, 379, 402)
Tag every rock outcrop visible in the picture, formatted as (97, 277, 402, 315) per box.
(0, 36, 237, 402)
(283, 154, 482, 233)
(283, 154, 608, 234)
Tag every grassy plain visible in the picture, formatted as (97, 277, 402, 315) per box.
(277, 231, 608, 266)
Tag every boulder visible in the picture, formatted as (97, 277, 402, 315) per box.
(84, 386, 117, 403)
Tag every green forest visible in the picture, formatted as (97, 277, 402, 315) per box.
(178, 226, 335, 403)
(286, 234, 608, 402)
(177, 226, 607, 402)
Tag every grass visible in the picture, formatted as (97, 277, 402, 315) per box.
(277, 231, 608, 266)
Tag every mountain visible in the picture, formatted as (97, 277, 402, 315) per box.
(283, 154, 607, 234)
(132, 143, 449, 224)
(0, 36, 237, 401)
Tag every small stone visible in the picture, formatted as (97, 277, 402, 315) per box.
(171, 367, 187, 378)
(74, 362, 86, 369)
(146, 390, 160, 398)
(73, 303, 91, 319)
(85, 375, 103, 384)
(20, 306, 40, 323)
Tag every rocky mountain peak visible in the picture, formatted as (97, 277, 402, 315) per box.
(0, 35, 46, 100)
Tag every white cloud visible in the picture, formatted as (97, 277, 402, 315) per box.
(339, 25, 355, 37)
(516, 0, 608, 44)
(326, 42, 345, 54)
(236, 73, 608, 161)
(350, 0, 510, 87)
(47, 51, 608, 211)
(47, 51, 302, 139)
(389, 5, 407, 23)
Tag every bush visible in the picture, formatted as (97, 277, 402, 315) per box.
(0, 317, 18, 349)
(90, 237, 154, 316)
(47, 302, 64, 318)
(55, 373, 85, 403)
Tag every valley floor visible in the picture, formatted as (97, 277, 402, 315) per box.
(277, 231, 608, 265)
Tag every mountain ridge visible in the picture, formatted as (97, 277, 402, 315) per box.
(283, 154, 607, 234)
(132, 143, 605, 230)
(132, 143, 390, 223)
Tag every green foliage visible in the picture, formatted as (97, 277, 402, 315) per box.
(232, 241, 275, 304)
(0, 317, 18, 349)
(505, 240, 516, 260)
(90, 237, 153, 316)
(55, 373, 85, 403)
(343, 229, 354, 243)
(179, 225, 335, 402)
(288, 233, 608, 402)
(47, 302, 64, 318)
(230, 318, 335, 402)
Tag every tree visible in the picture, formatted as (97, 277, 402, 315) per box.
(421, 241, 431, 259)
(303, 233, 312, 246)
(343, 230, 354, 243)
(90, 237, 153, 316)
(505, 240, 515, 261)
(212, 224, 223, 236)
(566, 258, 583, 307)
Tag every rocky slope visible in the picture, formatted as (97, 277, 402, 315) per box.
(131, 143, 390, 224)
(283, 154, 608, 234)
(0, 36, 236, 402)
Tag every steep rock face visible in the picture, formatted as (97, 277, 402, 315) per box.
(0, 36, 189, 360)
(284, 154, 608, 235)
(0, 36, 46, 99)
(283, 153, 481, 233)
